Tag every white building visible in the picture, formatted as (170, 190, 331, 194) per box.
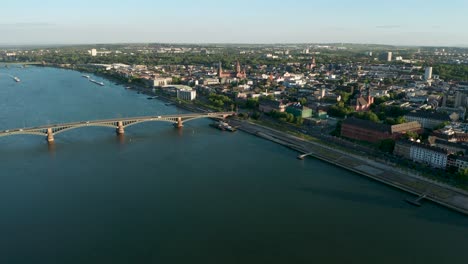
(151, 77, 172, 87)
(425, 67, 433, 80)
(90, 49, 97, 56)
(203, 78, 220, 85)
(387, 51, 392, 62)
(410, 144, 448, 169)
(453, 156, 468, 172)
(177, 88, 197, 101)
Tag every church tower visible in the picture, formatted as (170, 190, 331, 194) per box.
(218, 61, 223, 77)
(367, 84, 374, 105)
(236, 60, 241, 73)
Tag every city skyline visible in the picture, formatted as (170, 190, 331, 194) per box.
(1, 0, 468, 46)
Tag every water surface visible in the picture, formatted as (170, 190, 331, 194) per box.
(0, 66, 467, 264)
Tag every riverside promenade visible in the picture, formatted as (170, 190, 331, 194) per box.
(230, 119, 468, 216)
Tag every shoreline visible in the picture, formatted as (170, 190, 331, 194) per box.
(41, 65, 468, 216)
(230, 119, 468, 216)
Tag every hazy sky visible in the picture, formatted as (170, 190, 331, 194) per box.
(1, 0, 467, 46)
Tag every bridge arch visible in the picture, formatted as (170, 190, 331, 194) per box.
(122, 119, 177, 129)
(53, 123, 117, 135)
(182, 115, 226, 123)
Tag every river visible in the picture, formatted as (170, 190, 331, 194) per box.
(0, 66, 467, 264)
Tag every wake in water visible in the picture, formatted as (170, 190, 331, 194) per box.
(0, 72, 20, 82)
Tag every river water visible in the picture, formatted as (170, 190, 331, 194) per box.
(0, 66, 467, 264)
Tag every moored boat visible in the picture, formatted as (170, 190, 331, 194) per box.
(209, 121, 237, 132)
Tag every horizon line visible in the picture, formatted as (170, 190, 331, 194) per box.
(1, 41, 467, 49)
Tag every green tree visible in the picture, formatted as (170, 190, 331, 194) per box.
(245, 98, 259, 109)
(433, 121, 450, 131)
(379, 139, 395, 153)
(298, 97, 307, 105)
(171, 77, 182, 84)
(295, 116, 304, 126)
(353, 111, 380, 123)
(455, 169, 468, 183)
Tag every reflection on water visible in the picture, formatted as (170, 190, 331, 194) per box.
(0, 67, 467, 264)
(47, 141, 56, 157)
(116, 133, 125, 145)
(176, 126, 183, 137)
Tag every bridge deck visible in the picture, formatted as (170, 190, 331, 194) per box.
(0, 112, 235, 135)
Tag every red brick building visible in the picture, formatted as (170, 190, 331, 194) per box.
(218, 61, 247, 79)
(341, 118, 422, 143)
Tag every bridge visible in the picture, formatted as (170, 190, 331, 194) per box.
(0, 112, 235, 143)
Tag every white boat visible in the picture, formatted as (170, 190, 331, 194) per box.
(89, 79, 104, 86)
(210, 121, 237, 132)
(13, 77, 20, 82)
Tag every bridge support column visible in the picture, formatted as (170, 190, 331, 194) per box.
(176, 117, 183, 128)
(46, 128, 54, 143)
(116, 121, 125, 135)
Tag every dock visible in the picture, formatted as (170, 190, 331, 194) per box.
(405, 193, 428, 207)
(297, 152, 314, 160)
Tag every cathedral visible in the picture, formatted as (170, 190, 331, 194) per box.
(306, 57, 316, 70)
(218, 60, 247, 79)
(355, 85, 374, 112)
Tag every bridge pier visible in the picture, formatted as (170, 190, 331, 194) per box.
(116, 121, 125, 135)
(176, 117, 183, 128)
(46, 128, 54, 143)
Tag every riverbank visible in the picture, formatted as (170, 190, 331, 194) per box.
(230, 119, 468, 216)
(41, 65, 468, 215)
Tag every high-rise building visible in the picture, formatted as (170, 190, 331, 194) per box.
(387, 51, 392, 62)
(425, 67, 433, 80)
(90, 49, 97, 56)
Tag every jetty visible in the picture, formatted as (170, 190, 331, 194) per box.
(297, 152, 314, 160)
(406, 193, 428, 207)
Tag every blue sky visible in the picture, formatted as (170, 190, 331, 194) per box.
(1, 0, 467, 46)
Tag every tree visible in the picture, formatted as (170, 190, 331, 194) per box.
(404, 131, 420, 140)
(339, 92, 352, 104)
(250, 111, 261, 120)
(353, 111, 380, 123)
(373, 97, 389, 106)
(395, 116, 406, 124)
(295, 116, 304, 126)
(245, 98, 259, 109)
(298, 97, 307, 105)
(328, 104, 354, 118)
(433, 121, 450, 131)
(379, 139, 395, 153)
(455, 169, 468, 183)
